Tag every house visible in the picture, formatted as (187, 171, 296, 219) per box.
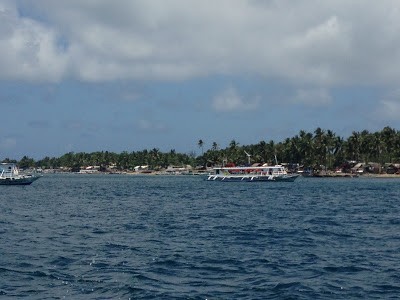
(365, 162, 381, 174)
(165, 165, 192, 174)
(134, 165, 149, 172)
(384, 163, 400, 174)
(351, 163, 364, 173)
(351, 162, 382, 174)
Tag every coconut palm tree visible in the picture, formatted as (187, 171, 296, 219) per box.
(325, 129, 336, 170)
(380, 126, 396, 163)
(298, 130, 313, 166)
(346, 131, 361, 162)
(228, 139, 241, 163)
(359, 130, 372, 163)
(198, 139, 204, 155)
(313, 127, 327, 168)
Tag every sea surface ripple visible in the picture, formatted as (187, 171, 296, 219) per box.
(1, 174, 400, 299)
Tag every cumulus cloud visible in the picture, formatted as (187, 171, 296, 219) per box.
(0, 0, 68, 81)
(212, 86, 259, 112)
(2, 0, 400, 85)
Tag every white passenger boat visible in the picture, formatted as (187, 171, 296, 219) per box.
(206, 165, 299, 182)
(0, 163, 41, 185)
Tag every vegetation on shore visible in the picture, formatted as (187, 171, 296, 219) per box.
(1, 126, 400, 172)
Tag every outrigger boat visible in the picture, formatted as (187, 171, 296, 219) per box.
(206, 164, 299, 182)
(0, 163, 41, 185)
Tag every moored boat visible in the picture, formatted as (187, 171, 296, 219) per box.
(0, 163, 41, 185)
(207, 165, 299, 182)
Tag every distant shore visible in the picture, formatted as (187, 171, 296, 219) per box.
(358, 173, 400, 178)
(42, 169, 400, 178)
(308, 172, 400, 178)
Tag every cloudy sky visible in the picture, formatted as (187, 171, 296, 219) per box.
(1, 0, 400, 159)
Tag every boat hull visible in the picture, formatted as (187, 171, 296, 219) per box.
(0, 163, 41, 185)
(0, 176, 41, 185)
(207, 174, 299, 182)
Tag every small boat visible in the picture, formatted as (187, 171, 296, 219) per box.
(206, 165, 299, 182)
(0, 163, 41, 185)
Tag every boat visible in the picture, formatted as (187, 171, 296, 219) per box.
(0, 163, 41, 185)
(206, 164, 300, 182)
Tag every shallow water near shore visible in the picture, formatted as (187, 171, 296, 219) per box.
(1, 174, 400, 299)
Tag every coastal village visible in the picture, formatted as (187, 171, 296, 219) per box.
(36, 160, 400, 178)
(3, 127, 400, 178)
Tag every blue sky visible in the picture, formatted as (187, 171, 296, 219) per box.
(1, 0, 400, 160)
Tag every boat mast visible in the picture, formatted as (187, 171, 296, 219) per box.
(244, 150, 251, 165)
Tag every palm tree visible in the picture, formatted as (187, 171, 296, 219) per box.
(256, 141, 267, 163)
(325, 129, 336, 170)
(198, 139, 204, 155)
(332, 136, 344, 168)
(298, 130, 313, 166)
(150, 148, 161, 169)
(370, 132, 383, 163)
(229, 139, 239, 149)
(381, 126, 396, 163)
(18, 156, 35, 169)
(289, 135, 301, 164)
(280, 137, 293, 163)
(313, 127, 327, 168)
(346, 131, 361, 162)
(393, 130, 400, 162)
(359, 130, 372, 163)
(228, 139, 240, 163)
(267, 140, 276, 164)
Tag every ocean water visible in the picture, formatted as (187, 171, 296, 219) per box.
(1, 174, 400, 299)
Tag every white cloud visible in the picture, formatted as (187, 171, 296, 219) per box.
(212, 86, 258, 112)
(0, 0, 68, 81)
(2, 0, 400, 85)
(292, 88, 332, 107)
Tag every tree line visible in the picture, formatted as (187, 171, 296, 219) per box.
(2, 149, 196, 171)
(2, 127, 400, 171)
(198, 126, 400, 170)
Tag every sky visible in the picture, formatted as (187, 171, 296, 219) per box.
(1, 0, 400, 160)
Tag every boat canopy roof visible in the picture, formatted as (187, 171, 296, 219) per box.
(215, 165, 284, 170)
(0, 163, 17, 170)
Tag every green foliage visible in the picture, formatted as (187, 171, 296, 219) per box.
(18, 156, 36, 169)
(3, 127, 400, 171)
(29, 149, 196, 171)
(197, 127, 400, 169)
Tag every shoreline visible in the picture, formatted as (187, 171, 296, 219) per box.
(42, 170, 400, 178)
(309, 172, 400, 178)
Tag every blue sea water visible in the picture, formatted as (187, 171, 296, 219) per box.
(0, 174, 400, 299)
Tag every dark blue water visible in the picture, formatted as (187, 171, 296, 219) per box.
(1, 174, 400, 299)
